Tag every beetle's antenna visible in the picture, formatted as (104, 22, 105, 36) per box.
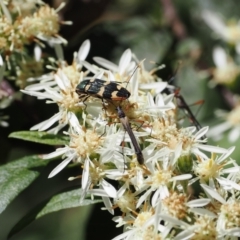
(123, 59, 145, 93)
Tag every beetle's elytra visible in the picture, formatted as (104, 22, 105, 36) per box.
(76, 79, 131, 101)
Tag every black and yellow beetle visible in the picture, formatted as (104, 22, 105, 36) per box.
(76, 78, 144, 165)
(76, 79, 131, 102)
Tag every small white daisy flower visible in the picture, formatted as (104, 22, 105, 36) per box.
(202, 10, 240, 45)
(208, 105, 240, 142)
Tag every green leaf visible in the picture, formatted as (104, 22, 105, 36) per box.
(9, 131, 69, 146)
(35, 189, 101, 218)
(0, 155, 50, 214)
(9, 189, 101, 238)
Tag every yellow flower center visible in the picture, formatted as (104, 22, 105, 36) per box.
(194, 153, 222, 181)
(162, 192, 188, 219)
(192, 215, 217, 240)
(221, 201, 240, 229)
(70, 129, 102, 159)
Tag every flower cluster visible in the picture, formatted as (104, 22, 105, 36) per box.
(0, 1, 69, 87)
(0, 1, 66, 53)
(0, 0, 70, 126)
(22, 40, 240, 239)
(202, 10, 240, 142)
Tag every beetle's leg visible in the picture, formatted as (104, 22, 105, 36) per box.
(76, 93, 89, 110)
(81, 95, 90, 110)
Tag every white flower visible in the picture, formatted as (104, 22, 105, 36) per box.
(22, 40, 91, 132)
(190, 147, 236, 187)
(211, 46, 240, 86)
(44, 112, 105, 176)
(217, 197, 240, 238)
(135, 151, 193, 208)
(208, 105, 240, 142)
(202, 10, 240, 45)
(112, 207, 169, 240)
(22, 70, 82, 132)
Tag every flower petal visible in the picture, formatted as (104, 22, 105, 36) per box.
(93, 57, 118, 72)
(78, 39, 90, 61)
(213, 47, 228, 67)
(48, 156, 73, 178)
(101, 179, 117, 198)
(186, 198, 211, 208)
(119, 49, 132, 75)
(200, 184, 226, 204)
(82, 157, 89, 189)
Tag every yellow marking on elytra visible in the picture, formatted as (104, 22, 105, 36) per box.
(103, 81, 110, 86)
(111, 90, 127, 100)
(98, 86, 105, 97)
(85, 84, 90, 91)
(117, 85, 122, 90)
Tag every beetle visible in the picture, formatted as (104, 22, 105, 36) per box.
(76, 79, 131, 102)
(76, 78, 144, 165)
